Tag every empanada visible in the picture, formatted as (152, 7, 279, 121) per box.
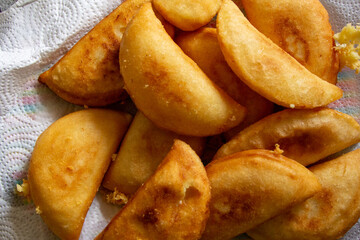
(97, 140, 211, 240)
(176, 27, 273, 138)
(202, 149, 321, 240)
(216, 0, 342, 109)
(39, 0, 173, 106)
(153, 0, 221, 31)
(28, 109, 132, 240)
(241, 0, 339, 84)
(215, 108, 360, 166)
(102, 111, 205, 195)
(120, 2, 246, 136)
(248, 149, 360, 240)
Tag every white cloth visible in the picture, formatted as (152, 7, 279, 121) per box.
(0, 0, 359, 239)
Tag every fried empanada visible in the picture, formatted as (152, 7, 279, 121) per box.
(120, 2, 246, 136)
(214, 108, 360, 166)
(247, 149, 360, 240)
(97, 140, 211, 240)
(28, 109, 132, 240)
(176, 28, 273, 138)
(241, 0, 339, 84)
(39, 0, 173, 106)
(102, 111, 206, 195)
(216, 0, 342, 109)
(202, 149, 321, 240)
(153, 0, 221, 31)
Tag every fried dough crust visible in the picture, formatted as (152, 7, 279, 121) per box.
(202, 149, 321, 240)
(98, 140, 211, 240)
(215, 108, 360, 166)
(248, 149, 360, 240)
(242, 0, 339, 84)
(153, 0, 221, 31)
(176, 28, 273, 138)
(28, 109, 132, 240)
(39, 0, 152, 106)
(216, 0, 342, 109)
(102, 111, 205, 195)
(120, 3, 246, 136)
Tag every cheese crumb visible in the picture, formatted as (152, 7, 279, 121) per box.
(105, 188, 128, 206)
(272, 144, 284, 155)
(111, 153, 117, 162)
(15, 179, 31, 201)
(334, 23, 360, 74)
(35, 206, 42, 215)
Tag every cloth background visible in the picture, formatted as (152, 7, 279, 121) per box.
(0, 0, 359, 239)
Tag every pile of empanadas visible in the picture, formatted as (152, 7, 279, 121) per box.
(21, 0, 360, 239)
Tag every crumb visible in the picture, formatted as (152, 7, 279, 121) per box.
(272, 144, 284, 155)
(15, 179, 31, 201)
(66, 165, 74, 171)
(35, 206, 42, 215)
(289, 104, 295, 109)
(334, 23, 360, 74)
(106, 188, 128, 206)
(84, 105, 89, 109)
(111, 154, 117, 162)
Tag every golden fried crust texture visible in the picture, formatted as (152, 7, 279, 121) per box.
(97, 140, 211, 240)
(120, 2, 246, 136)
(216, 0, 342, 109)
(28, 109, 132, 240)
(102, 111, 206, 195)
(202, 149, 321, 240)
(215, 108, 360, 166)
(38, 0, 151, 106)
(242, 0, 339, 84)
(175, 28, 274, 137)
(248, 149, 360, 240)
(152, 0, 221, 31)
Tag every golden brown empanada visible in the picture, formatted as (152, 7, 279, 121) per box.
(202, 149, 321, 240)
(97, 140, 211, 240)
(248, 149, 360, 240)
(102, 111, 205, 195)
(176, 27, 273, 138)
(215, 108, 360, 166)
(153, 0, 221, 31)
(28, 109, 132, 240)
(120, 2, 246, 136)
(241, 0, 339, 84)
(216, 0, 342, 109)
(39, 0, 173, 106)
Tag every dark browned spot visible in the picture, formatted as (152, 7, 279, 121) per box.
(140, 208, 160, 224)
(185, 186, 201, 200)
(307, 218, 321, 231)
(276, 18, 309, 64)
(214, 192, 259, 222)
(275, 131, 326, 157)
(158, 186, 177, 200)
(318, 189, 334, 213)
